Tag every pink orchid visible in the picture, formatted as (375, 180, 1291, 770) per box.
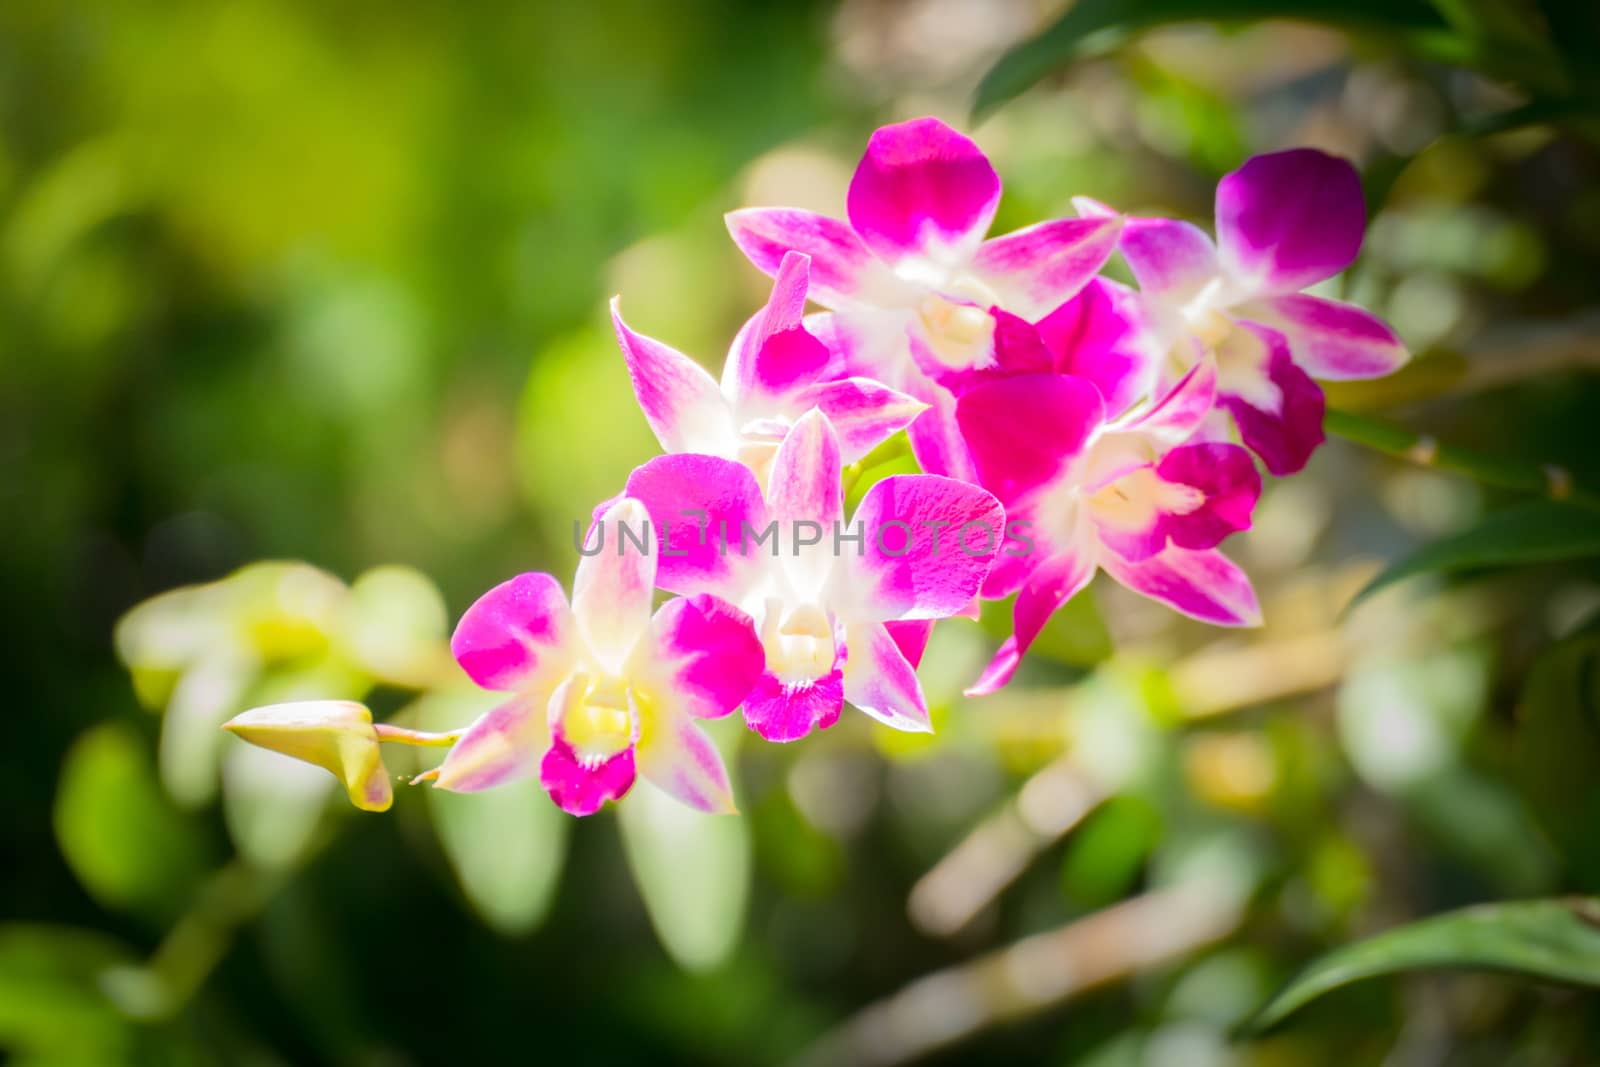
(726, 117, 1123, 480)
(956, 371, 1261, 695)
(621, 408, 1004, 742)
(613, 250, 926, 483)
(434, 497, 765, 815)
(1077, 148, 1408, 475)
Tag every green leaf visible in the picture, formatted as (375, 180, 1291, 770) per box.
(1352, 501, 1600, 606)
(973, 0, 1452, 119)
(53, 724, 211, 921)
(1513, 633, 1600, 889)
(618, 771, 751, 973)
(0, 924, 135, 1061)
(419, 691, 568, 935)
(1250, 897, 1600, 1030)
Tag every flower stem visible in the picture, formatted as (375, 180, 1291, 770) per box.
(1325, 408, 1600, 510)
(373, 723, 462, 747)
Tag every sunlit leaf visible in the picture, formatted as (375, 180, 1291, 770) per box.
(973, 0, 1453, 118)
(418, 691, 568, 935)
(618, 773, 751, 973)
(53, 725, 211, 920)
(1351, 500, 1600, 606)
(0, 924, 135, 1062)
(1250, 897, 1600, 1030)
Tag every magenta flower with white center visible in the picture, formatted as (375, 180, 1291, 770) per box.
(1077, 148, 1408, 475)
(433, 497, 764, 815)
(956, 372, 1261, 695)
(612, 249, 926, 484)
(727, 117, 1123, 480)
(622, 408, 1004, 742)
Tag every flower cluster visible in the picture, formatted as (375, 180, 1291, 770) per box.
(226, 118, 1406, 816)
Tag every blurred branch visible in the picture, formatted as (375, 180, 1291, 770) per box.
(792, 879, 1245, 1067)
(908, 760, 1108, 938)
(1326, 409, 1600, 510)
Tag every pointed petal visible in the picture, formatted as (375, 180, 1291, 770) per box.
(433, 693, 552, 793)
(725, 208, 884, 308)
(1240, 293, 1408, 380)
(968, 545, 1097, 696)
(1216, 324, 1326, 475)
(1075, 197, 1220, 306)
(451, 572, 575, 692)
(723, 251, 835, 408)
(1040, 278, 1161, 418)
(956, 374, 1104, 506)
(1216, 148, 1365, 295)
(742, 669, 845, 742)
(841, 621, 931, 732)
(767, 408, 845, 601)
(1101, 546, 1263, 626)
(794, 377, 926, 463)
(973, 215, 1123, 320)
(623, 454, 770, 602)
(966, 636, 1023, 697)
(612, 299, 737, 455)
(847, 117, 1000, 270)
(540, 732, 636, 816)
(572, 498, 658, 673)
(635, 696, 737, 813)
(633, 594, 765, 720)
(223, 700, 392, 811)
(838, 474, 1006, 621)
(1118, 356, 1218, 448)
(885, 619, 934, 669)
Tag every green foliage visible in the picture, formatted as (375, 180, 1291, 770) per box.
(1351, 500, 1600, 605)
(1514, 630, 1600, 890)
(1250, 897, 1600, 1030)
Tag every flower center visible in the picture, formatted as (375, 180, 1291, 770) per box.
(558, 673, 635, 763)
(1179, 277, 1235, 350)
(1088, 467, 1203, 533)
(917, 294, 996, 370)
(761, 600, 837, 683)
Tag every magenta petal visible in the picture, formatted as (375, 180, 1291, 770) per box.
(624, 453, 770, 601)
(540, 734, 636, 816)
(611, 299, 735, 455)
(433, 695, 548, 793)
(1215, 148, 1365, 295)
(1240, 294, 1408, 381)
(885, 619, 935, 669)
(841, 621, 930, 732)
(1101, 546, 1262, 627)
(1153, 442, 1261, 551)
(956, 374, 1104, 506)
(795, 377, 926, 463)
(742, 669, 845, 742)
(638, 594, 764, 720)
(905, 386, 978, 482)
(972, 215, 1123, 320)
(1119, 357, 1217, 448)
(1073, 198, 1221, 306)
(966, 636, 1022, 697)
(847, 117, 1000, 267)
(725, 208, 885, 308)
(723, 251, 835, 408)
(1040, 279, 1160, 418)
(451, 573, 574, 692)
(636, 707, 737, 813)
(769, 408, 844, 529)
(1013, 548, 1097, 657)
(1217, 326, 1326, 476)
(840, 474, 1006, 622)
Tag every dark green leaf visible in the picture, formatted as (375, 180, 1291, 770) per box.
(1514, 634, 1600, 889)
(1250, 897, 1600, 1030)
(1352, 501, 1600, 606)
(973, 0, 1452, 119)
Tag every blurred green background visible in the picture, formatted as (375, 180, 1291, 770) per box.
(6, 0, 1600, 1064)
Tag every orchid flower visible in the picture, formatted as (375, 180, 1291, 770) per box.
(432, 497, 764, 815)
(613, 250, 925, 485)
(956, 370, 1261, 695)
(727, 117, 1123, 480)
(1077, 148, 1408, 475)
(621, 408, 1004, 742)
